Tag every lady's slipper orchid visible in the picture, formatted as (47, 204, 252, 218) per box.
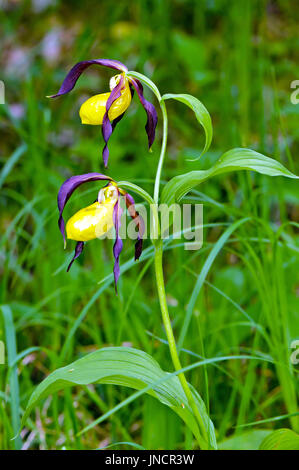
(57, 172, 144, 289)
(49, 59, 158, 167)
(79, 75, 132, 125)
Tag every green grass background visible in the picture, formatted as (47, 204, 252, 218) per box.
(0, 0, 298, 450)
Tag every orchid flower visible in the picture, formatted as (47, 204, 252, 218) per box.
(49, 59, 158, 167)
(57, 172, 144, 289)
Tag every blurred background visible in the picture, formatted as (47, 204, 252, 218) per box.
(0, 0, 298, 450)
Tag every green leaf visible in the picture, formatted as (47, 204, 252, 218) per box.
(219, 430, 271, 450)
(161, 93, 212, 158)
(1, 305, 22, 450)
(21, 347, 216, 449)
(161, 148, 298, 205)
(259, 429, 299, 450)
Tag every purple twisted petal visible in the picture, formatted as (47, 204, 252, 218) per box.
(125, 193, 145, 261)
(48, 59, 128, 98)
(57, 173, 112, 246)
(112, 199, 123, 292)
(67, 241, 84, 272)
(129, 78, 158, 149)
(101, 80, 134, 167)
(101, 75, 124, 167)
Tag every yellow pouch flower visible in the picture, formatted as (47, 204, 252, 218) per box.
(79, 76, 131, 125)
(66, 201, 115, 241)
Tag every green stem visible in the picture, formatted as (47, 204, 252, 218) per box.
(117, 181, 160, 241)
(154, 99, 168, 204)
(154, 241, 209, 448)
(126, 71, 210, 447)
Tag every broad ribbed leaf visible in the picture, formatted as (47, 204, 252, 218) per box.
(219, 430, 271, 450)
(21, 347, 216, 449)
(259, 429, 299, 450)
(161, 148, 298, 205)
(162, 93, 212, 157)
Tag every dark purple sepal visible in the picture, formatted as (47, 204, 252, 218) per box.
(101, 76, 124, 167)
(67, 241, 84, 272)
(130, 78, 158, 149)
(129, 83, 135, 99)
(124, 193, 145, 261)
(112, 199, 123, 293)
(57, 173, 112, 246)
(134, 239, 143, 261)
(100, 79, 130, 167)
(112, 111, 126, 130)
(48, 59, 128, 98)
